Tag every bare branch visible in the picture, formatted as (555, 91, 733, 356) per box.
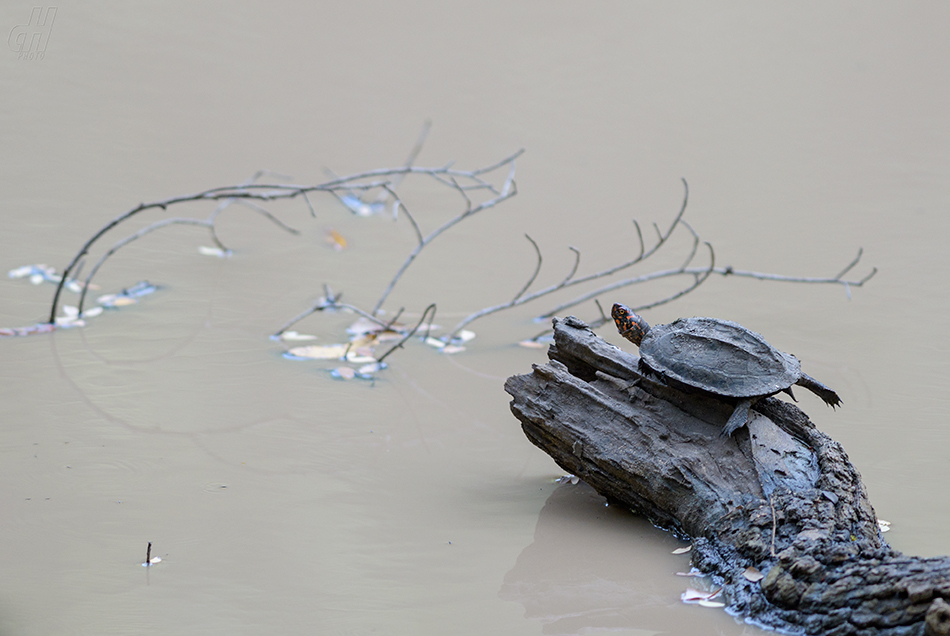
(631, 219, 645, 262)
(377, 303, 437, 364)
(471, 148, 526, 176)
(833, 247, 863, 280)
(301, 191, 317, 218)
(381, 184, 423, 246)
(76, 218, 214, 313)
(512, 235, 542, 303)
(370, 175, 520, 316)
(559, 247, 581, 287)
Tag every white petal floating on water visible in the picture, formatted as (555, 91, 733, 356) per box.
(8, 265, 34, 279)
(81, 307, 104, 318)
(340, 194, 386, 217)
(672, 546, 692, 555)
(29, 274, 43, 285)
(286, 344, 349, 360)
(345, 353, 377, 364)
(331, 366, 356, 380)
(424, 337, 445, 349)
(454, 330, 476, 343)
(358, 362, 384, 375)
(441, 345, 466, 355)
(698, 600, 726, 608)
(878, 519, 891, 533)
(675, 571, 704, 577)
(198, 246, 231, 258)
(54, 317, 86, 328)
(66, 280, 83, 293)
(280, 331, 317, 341)
(743, 567, 764, 582)
(63, 305, 79, 318)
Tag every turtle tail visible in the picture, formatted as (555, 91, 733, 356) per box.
(796, 373, 842, 409)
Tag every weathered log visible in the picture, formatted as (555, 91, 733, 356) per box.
(505, 316, 950, 636)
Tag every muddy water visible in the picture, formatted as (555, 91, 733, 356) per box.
(2, 3, 949, 634)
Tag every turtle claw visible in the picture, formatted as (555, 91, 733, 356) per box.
(782, 386, 798, 402)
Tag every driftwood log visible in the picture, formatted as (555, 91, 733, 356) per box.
(505, 316, 950, 636)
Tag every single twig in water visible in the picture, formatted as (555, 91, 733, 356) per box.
(377, 303, 437, 364)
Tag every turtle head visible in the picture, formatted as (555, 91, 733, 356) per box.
(611, 303, 650, 346)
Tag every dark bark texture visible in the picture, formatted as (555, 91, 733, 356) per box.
(505, 316, 950, 636)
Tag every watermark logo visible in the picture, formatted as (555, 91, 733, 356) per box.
(8, 7, 57, 60)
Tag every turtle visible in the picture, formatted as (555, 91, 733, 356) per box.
(610, 303, 842, 436)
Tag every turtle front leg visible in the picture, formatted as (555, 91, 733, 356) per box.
(722, 399, 753, 437)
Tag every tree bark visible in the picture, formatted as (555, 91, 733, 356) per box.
(505, 316, 950, 636)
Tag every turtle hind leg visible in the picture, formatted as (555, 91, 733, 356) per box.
(796, 373, 843, 409)
(721, 399, 753, 437)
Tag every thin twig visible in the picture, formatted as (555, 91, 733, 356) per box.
(377, 303, 437, 364)
(370, 172, 520, 316)
(76, 218, 213, 313)
(512, 235, 542, 303)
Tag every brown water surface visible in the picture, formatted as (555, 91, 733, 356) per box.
(2, 3, 950, 635)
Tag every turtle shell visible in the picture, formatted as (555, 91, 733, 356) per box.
(638, 317, 802, 399)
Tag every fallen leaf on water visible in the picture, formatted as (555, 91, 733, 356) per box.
(340, 194, 385, 217)
(345, 352, 377, 364)
(347, 317, 407, 340)
(331, 366, 356, 380)
(347, 317, 385, 336)
(7, 265, 36, 279)
(325, 228, 347, 251)
(672, 546, 692, 555)
(681, 587, 723, 603)
(97, 281, 158, 307)
(348, 334, 378, 349)
(518, 339, 547, 349)
(54, 316, 86, 328)
(198, 246, 231, 258)
(0, 323, 56, 337)
(98, 294, 137, 307)
(424, 337, 445, 349)
(286, 344, 349, 360)
(743, 567, 765, 582)
(280, 331, 317, 341)
(357, 362, 384, 376)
